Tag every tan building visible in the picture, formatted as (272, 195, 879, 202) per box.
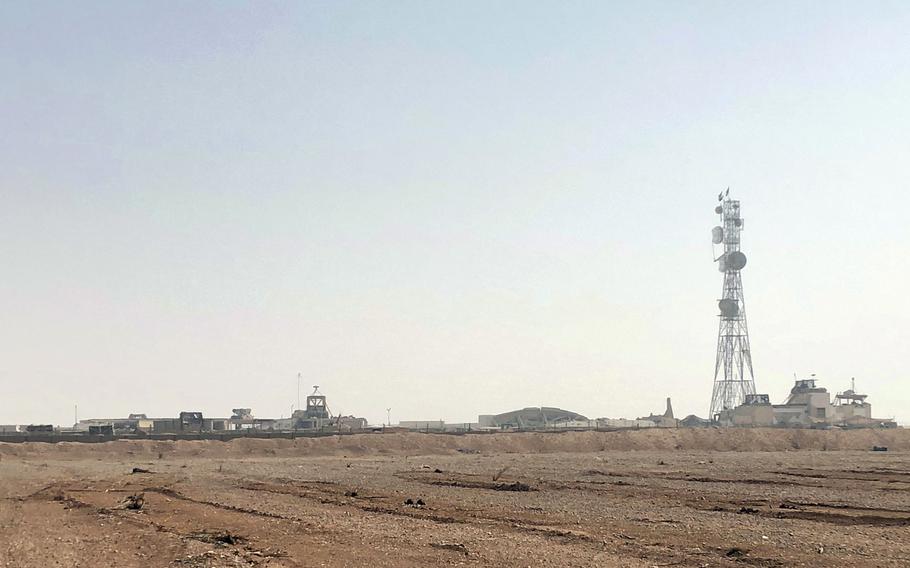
(725, 394, 774, 426)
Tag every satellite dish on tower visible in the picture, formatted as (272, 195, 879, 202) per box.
(712, 226, 724, 244)
(726, 251, 747, 271)
(717, 251, 747, 272)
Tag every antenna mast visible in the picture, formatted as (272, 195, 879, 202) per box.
(709, 190, 757, 418)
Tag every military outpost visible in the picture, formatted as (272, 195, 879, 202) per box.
(0, 192, 897, 441)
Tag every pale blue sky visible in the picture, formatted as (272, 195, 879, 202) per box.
(2, 1, 909, 426)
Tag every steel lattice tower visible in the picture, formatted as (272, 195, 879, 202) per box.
(709, 191, 756, 418)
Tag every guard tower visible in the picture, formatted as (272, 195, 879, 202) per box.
(304, 386, 331, 420)
(709, 190, 757, 418)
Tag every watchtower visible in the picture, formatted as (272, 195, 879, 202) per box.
(304, 386, 331, 419)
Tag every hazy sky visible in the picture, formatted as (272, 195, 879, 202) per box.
(2, 2, 909, 426)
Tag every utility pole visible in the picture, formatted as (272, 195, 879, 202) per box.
(386, 408, 391, 427)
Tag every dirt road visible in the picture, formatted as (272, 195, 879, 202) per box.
(1, 431, 908, 567)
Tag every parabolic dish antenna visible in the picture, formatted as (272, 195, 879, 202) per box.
(712, 226, 724, 244)
(726, 251, 747, 271)
(718, 298, 739, 318)
(717, 251, 747, 272)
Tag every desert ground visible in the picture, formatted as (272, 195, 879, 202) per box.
(1, 429, 909, 567)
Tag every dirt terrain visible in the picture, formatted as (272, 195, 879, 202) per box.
(1, 429, 909, 567)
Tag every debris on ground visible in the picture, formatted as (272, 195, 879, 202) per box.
(431, 542, 468, 555)
(582, 469, 611, 476)
(872, 446, 888, 452)
(121, 493, 144, 510)
(344, 490, 358, 497)
(494, 481, 531, 492)
(189, 530, 246, 546)
(173, 548, 259, 567)
(426, 476, 537, 492)
(130, 467, 153, 474)
(725, 547, 748, 558)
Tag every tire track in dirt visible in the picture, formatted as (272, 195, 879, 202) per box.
(717, 500, 910, 527)
(29, 484, 294, 566)
(233, 476, 792, 568)
(398, 468, 910, 532)
(542, 472, 910, 527)
(236, 478, 602, 544)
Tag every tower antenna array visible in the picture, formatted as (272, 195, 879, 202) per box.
(709, 190, 757, 418)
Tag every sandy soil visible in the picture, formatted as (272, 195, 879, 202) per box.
(1, 429, 908, 567)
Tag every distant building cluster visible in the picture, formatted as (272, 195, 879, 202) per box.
(392, 401, 681, 433)
(0, 389, 367, 440)
(388, 382, 896, 433)
(0, 378, 897, 442)
(718, 378, 896, 428)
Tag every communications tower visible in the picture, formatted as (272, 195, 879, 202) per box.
(709, 190, 757, 418)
